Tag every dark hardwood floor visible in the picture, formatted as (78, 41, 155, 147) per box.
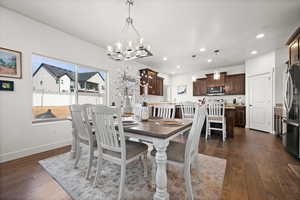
(0, 128, 300, 200)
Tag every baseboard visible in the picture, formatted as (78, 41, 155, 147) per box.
(0, 139, 72, 163)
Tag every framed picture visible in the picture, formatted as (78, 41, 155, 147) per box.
(0, 47, 22, 79)
(0, 80, 14, 91)
(177, 85, 187, 95)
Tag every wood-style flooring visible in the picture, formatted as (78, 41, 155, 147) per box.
(0, 128, 300, 200)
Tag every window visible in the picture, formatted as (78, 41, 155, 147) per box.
(77, 66, 106, 105)
(32, 55, 107, 122)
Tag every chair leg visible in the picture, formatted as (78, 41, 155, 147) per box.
(74, 144, 81, 169)
(223, 121, 226, 142)
(118, 164, 126, 200)
(86, 144, 94, 179)
(151, 158, 157, 187)
(142, 152, 148, 178)
(93, 155, 102, 187)
(184, 162, 194, 200)
(205, 120, 209, 140)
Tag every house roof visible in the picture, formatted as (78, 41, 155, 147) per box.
(78, 72, 104, 82)
(33, 63, 75, 80)
(33, 63, 105, 81)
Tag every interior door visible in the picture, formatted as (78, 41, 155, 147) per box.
(249, 73, 273, 132)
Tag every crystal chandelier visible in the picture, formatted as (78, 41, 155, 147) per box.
(107, 0, 153, 61)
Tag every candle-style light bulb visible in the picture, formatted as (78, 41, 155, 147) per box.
(107, 45, 113, 52)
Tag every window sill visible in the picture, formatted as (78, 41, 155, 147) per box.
(32, 118, 71, 126)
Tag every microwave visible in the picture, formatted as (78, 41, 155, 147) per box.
(207, 86, 225, 95)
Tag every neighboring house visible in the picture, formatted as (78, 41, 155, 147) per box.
(33, 63, 105, 93)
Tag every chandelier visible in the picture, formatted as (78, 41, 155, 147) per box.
(107, 0, 153, 61)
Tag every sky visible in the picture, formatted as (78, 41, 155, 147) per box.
(32, 55, 106, 78)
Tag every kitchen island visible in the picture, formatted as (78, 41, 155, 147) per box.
(149, 103, 244, 138)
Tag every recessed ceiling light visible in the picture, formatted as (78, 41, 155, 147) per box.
(256, 33, 264, 39)
(176, 65, 181, 69)
(171, 72, 175, 74)
(163, 57, 168, 61)
(251, 50, 258, 55)
(200, 48, 206, 52)
(207, 59, 212, 62)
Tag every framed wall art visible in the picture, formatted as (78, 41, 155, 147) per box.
(0, 47, 22, 79)
(177, 85, 187, 95)
(0, 80, 14, 91)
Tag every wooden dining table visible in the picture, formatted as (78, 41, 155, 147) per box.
(70, 118, 192, 200)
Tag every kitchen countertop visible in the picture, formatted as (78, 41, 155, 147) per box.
(148, 102, 245, 110)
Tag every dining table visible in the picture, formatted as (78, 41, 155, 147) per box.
(70, 118, 192, 200)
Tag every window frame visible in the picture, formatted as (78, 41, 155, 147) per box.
(32, 53, 109, 124)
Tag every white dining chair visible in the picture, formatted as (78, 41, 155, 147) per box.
(180, 102, 195, 119)
(92, 105, 148, 200)
(152, 104, 175, 119)
(151, 104, 206, 200)
(70, 104, 96, 180)
(206, 103, 226, 142)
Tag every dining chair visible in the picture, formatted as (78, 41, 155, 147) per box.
(70, 104, 96, 179)
(180, 102, 195, 119)
(152, 104, 175, 119)
(151, 104, 206, 200)
(92, 105, 148, 200)
(206, 103, 226, 142)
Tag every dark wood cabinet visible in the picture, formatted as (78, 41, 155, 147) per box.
(156, 76, 164, 96)
(235, 106, 246, 127)
(193, 78, 207, 96)
(140, 68, 163, 96)
(206, 72, 226, 87)
(225, 74, 245, 95)
(287, 26, 300, 66)
(193, 73, 245, 96)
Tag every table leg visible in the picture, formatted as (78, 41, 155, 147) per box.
(153, 140, 169, 200)
(70, 125, 77, 159)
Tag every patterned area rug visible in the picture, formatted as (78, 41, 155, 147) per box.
(39, 146, 226, 200)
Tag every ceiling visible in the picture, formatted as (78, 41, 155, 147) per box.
(1, 0, 300, 74)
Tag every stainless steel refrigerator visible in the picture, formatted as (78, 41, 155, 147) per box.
(284, 62, 300, 159)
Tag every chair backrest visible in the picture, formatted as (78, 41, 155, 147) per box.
(92, 105, 126, 158)
(153, 104, 175, 119)
(180, 102, 195, 119)
(184, 104, 206, 164)
(133, 104, 143, 117)
(207, 103, 225, 118)
(70, 104, 92, 142)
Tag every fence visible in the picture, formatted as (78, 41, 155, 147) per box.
(32, 91, 105, 120)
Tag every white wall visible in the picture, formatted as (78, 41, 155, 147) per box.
(0, 7, 151, 162)
(170, 64, 245, 103)
(245, 52, 276, 132)
(275, 47, 288, 104)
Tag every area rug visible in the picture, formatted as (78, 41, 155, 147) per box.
(39, 146, 226, 200)
(288, 164, 300, 179)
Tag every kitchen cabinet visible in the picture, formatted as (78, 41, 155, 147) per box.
(235, 106, 246, 127)
(287, 26, 300, 66)
(140, 68, 164, 96)
(206, 72, 226, 87)
(156, 76, 164, 96)
(193, 78, 206, 96)
(225, 74, 245, 95)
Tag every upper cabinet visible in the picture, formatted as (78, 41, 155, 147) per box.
(286, 26, 300, 66)
(193, 78, 207, 96)
(206, 72, 226, 87)
(140, 68, 164, 96)
(225, 74, 245, 95)
(192, 72, 245, 96)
